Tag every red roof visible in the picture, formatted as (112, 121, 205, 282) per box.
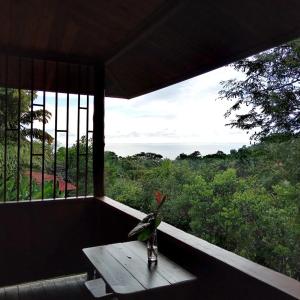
(24, 171, 77, 192)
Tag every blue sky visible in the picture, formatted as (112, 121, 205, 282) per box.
(36, 64, 250, 152)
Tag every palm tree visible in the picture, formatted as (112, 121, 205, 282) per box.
(0, 88, 53, 144)
(0, 88, 54, 201)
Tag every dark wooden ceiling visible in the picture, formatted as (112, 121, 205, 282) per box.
(0, 0, 300, 98)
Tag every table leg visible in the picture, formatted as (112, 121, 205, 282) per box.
(87, 267, 98, 280)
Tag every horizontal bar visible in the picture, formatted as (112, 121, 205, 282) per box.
(88, 130, 93, 133)
(33, 103, 44, 107)
(57, 129, 67, 133)
(79, 106, 87, 110)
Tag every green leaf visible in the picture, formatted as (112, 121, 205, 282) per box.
(128, 222, 151, 238)
(155, 216, 162, 228)
(137, 227, 152, 241)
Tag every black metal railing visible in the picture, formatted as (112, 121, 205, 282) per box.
(0, 55, 94, 202)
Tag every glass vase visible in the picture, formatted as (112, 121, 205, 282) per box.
(147, 229, 158, 263)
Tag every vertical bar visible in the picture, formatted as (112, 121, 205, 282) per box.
(65, 64, 70, 198)
(76, 65, 81, 197)
(29, 59, 34, 200)
(93, 63, 105, 197)
(16, 57, 21, 202)
(3, 55, 8, 202)
(53, 62, 58, 198)
(85, 67, 89, 196)
(41, 60, 46, 200)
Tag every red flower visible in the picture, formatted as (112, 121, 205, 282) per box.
(155, 191, 163, 204)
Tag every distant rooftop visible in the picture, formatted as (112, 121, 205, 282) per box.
(24, 171, 77, 192)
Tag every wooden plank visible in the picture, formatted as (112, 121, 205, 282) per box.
(29, 281, 47, 300)
(83, 246, 145, 295)
(74, 274, 97, 300)
(126, 241, 196, 284)
(41, 275, 92, 300)
(106, 243, 170, 289)
(41, 278, 58, 300)
(18, 283, 33, 300)
(52, 276, 83, 300)
(84, 278, 113, 298)
(76, 274, 102, 300)
(65, 276, 90, 300)
(1, 275, 97, 300)
(0, 288, 5, 300)
(3, 286, 19, 300)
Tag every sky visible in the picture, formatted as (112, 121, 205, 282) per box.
(35, 64, 251, 155)
(35, 92, 94, 148)
(105, 65, 249, 146)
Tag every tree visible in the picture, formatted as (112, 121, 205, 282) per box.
(203, 150, 226, 159)
(219, 39, 300, 141)
(63, 136, 93, 196)
(176, 151, 202, 160)
(131, 152, 163, 160)
(0, 88, 53, 143)
(0, 88, 53, 201)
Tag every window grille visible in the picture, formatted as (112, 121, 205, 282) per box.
(0, 55, 94, 202)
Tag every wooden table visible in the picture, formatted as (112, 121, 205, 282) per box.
(83, 241, 196, 299)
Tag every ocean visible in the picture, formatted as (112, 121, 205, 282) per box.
(105, 143, 248, 160)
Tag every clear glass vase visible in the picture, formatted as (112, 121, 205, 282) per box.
(147, 229, 158, 263)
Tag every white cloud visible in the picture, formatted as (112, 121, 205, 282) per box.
(34, 92, 93, 147)
(105, 66, 250, 145)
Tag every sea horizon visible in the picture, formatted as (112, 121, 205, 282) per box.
(105, 142, 248, 159)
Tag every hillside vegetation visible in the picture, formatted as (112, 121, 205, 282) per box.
(105, 138, 300, 280)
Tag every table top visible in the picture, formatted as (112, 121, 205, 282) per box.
(83, 241, 196, 296)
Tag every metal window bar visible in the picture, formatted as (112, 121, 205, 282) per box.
(76, 65, 81, 198)
(53, 62, 58, 199)
(85, 68, 90, 196)
(65, 64, 70, 199)
(29, 58, 34, 201)
(1, 56, 94, 202)
(42, 60, 47, 200)
(3, 55, 8, 203)
(16, 57, 21, 202)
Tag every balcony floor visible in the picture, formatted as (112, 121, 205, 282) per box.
(0, 274, 100, 300)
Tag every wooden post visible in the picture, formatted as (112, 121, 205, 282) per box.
(93, 63, 105, 197)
